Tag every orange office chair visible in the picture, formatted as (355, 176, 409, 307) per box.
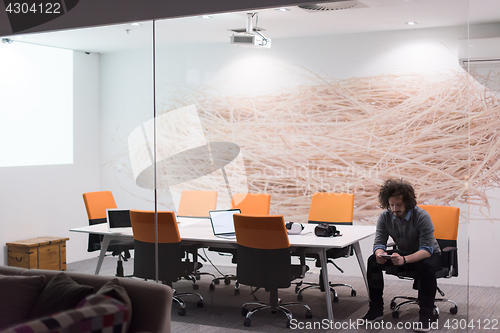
(231, 193, 271, 215)
(234, 214, 312, 327)
(386, 205, 459, 318)
(295, 193, 356, 303)
(82, 191, 134, 277)
(177, 190, 217, 218)
(129, 210, 204, 316)
(209, 193, 271, 291)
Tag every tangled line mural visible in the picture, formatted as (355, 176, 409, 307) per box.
(167, 72, 500, 222)
(126, 71, 500, 223)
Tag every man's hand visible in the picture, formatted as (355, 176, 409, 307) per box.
(374, 249, 388, 264)
(389, 252, 405, 266)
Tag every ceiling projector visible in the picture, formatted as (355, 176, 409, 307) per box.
(229, 13, 271, 48)
(230, 33, 271, 48)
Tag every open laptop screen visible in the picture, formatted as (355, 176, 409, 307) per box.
(106, 209, 131, 231)
(209, 209, 241, 236)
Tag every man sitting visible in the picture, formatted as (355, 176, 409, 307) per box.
(362, 179, 441, 332)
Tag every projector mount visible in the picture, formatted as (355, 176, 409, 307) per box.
(229, 13, 271, 48)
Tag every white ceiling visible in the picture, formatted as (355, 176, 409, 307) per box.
(3, 0, 500, 53)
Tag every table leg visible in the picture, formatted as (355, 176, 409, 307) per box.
(352, 241, 368, 293)
(319, 247, 334, 322)
(95, 236, 111, 275)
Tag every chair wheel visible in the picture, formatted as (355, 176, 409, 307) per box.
(214, 279, 220, 285)
(197, 300, 204, 308)
(297, 294, 303, 301)
(450, 306, 458, 314)
(224, 277, 231, 285)
(333, 296, 339, 303)
(295, 285, 300, 293)
(286, 319, 291, 328)
(235, 288, 240, 296)
(244, 318, 251, 327)
(390, 301, 396, 310)
(193, 284, 199, 290)
(351, 290, 357, 297)
(392, 311, 399, 318)
(178, 308, 186, 316)
(305, 310, 313, 319)
(241, 307, 248, 316)
(209, 283, 215, 291)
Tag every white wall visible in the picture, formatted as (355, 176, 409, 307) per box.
(0, 50, 100, 265)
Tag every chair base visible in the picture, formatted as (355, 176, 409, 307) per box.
(194, 271, 217, 280)
(114, 251, 134, 277)
(181, 261, 215, 290)
(295, 281, 356, 303)
(172, 290, 204, 316)
(390, 296, 458, 319)
(210, 274, 238, 291)
(241, 300, 312, 328)
(183, 248, 217, 289)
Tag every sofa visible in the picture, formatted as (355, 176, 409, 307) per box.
(0, 265, 173, 333)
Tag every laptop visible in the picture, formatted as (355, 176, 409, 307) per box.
(106, 209, 132, 234)
(209, 209, 241, 237)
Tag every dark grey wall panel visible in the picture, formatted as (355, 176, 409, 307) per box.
(1, 0, 315, 36)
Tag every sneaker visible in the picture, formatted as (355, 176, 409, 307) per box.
(415, 307, 437, 332)
(361, 307, 383, 321)
(415, 314, 438, 332)
(414, 316, 431, 332)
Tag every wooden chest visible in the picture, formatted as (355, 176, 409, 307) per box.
(7, 236, 69, 271)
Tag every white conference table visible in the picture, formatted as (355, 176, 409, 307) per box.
(70, 218, 375, 321)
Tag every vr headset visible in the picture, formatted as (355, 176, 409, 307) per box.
(314, 223, 341, 237)
(285, 222, 304, 235)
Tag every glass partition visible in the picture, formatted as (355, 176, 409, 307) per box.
(149, 0, 478, 327)
(465, 0, 500, 329)
(4, 0, 500, 329)
(0, 21, 155, 275)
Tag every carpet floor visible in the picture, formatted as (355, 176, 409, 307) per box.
(67, 256, 500, 332)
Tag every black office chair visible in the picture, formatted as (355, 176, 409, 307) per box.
(129, 209, 204, 316)
(385, 205, 459, 318)
(233, 214, 312, 328)
(82, 191, 134, 277)
(295, 193, 356, 303)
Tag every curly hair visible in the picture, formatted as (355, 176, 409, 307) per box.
(378, 178, 417, 210)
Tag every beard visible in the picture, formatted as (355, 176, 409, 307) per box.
(392, 210, 406, 219)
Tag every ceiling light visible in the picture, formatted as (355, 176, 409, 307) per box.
(275, 7, 290, 11)
(406, 21, 417, 26)
(200, 15, 213, 19)
(130, 22, 142, 26)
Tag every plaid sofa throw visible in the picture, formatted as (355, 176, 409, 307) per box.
(2, 295, 129, 333)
